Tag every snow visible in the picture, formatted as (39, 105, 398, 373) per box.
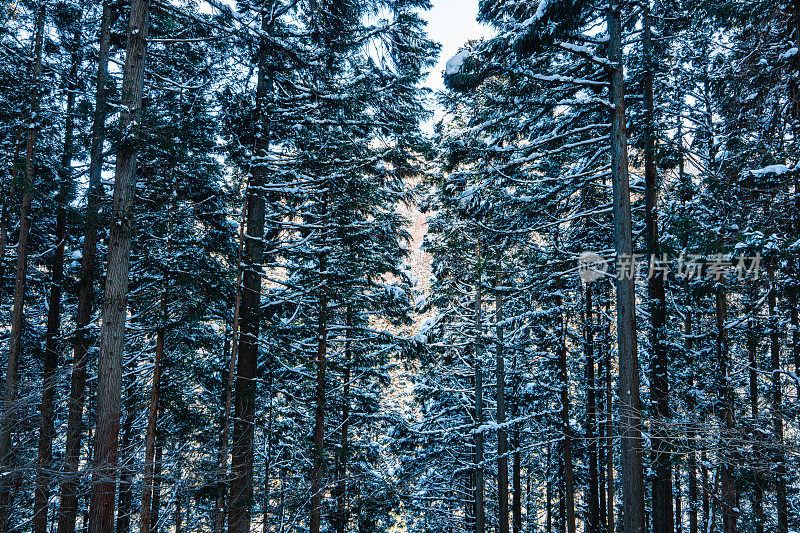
(748, 164, 792, 176)
(780, 47, 799, 61)
(521, 0, 549, 27)
(445, 49, 469, 75)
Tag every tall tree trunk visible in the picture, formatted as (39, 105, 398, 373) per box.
(57, 3, 112, 531)
(790, 287, 800, 401)
(474, 259, 485, 533)
(715, 287, 737, 533)
(496, 271, 509, 533)
(546, 445, 552, 533)
(556, 290, 575, 533)
(598, 363, 607, 533)
(747, 296, 764, 533)
(214, 216, 245, 533)
(115, 408, 137, 533)
(262, 371, 273, 533)
(141, 177, 176, 533)
(643, 6, 673, 533)
(87, 0, 151, 525)
(227, 10, 270, 531)
(0, 129, 22, 287)
(686, 293, 699, 533)
(675, 467, 683, 533)
(0, 5, 46, 529)
(585, 283, 600, 533)
(701, 449, 709, 533)
(151, 441, 164, 530)
(605, 298, 615, 533)
(608, 2, 646, 532)
(310, 248, 328, 533)
(512, 424, 522, 533)
(33, 30, 80, 533)
(768, 275, 788, 533)
(335, 309, 352, 533)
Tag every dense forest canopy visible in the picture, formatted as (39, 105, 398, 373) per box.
(0, 0, 799, 532)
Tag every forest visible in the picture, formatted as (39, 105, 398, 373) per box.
(0, 0, 799, 532)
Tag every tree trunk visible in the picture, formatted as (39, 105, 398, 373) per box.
(0, 129, 22, 287)
(555, 290, 575, 533)
(262, 370, 274, 533)
(227, 10, 269, 531)
(496, 271, 509, 533)
(747, 298, 764, 533)
(87, 0, 151, 525)
(598, 367, 607, 533)
(335, 309, 353, 533)
(512, 424, 522, 533)
(151, 442, 164, 530)
(310, 248, 328, 533)
(686, 292, 699, 533)
(57, 3, 112, 530)
(608, 2, 646, 532)
(643, 6, 673, 533)
(33, 31, 80, 533)
(701, 449, 709, 533)
(474, 261, 485, 533)
(768, 276, 788, 533)
(141, 177, 176, 533)
(585, 283, 600, 533)
(546, 445, 552, 533)
(115, 408, 137, 533)
(715, 287, 737, 533)
(675, 468, 683, 533)
(790, 286, 800, 402)
(0, 5, 46, 529)
(214, 218, 245, 533)
(605, 297, 615, 533)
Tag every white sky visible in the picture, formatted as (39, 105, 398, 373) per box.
(421, 0, 492, 92)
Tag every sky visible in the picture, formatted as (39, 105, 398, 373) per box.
(421, 0, 492, 92)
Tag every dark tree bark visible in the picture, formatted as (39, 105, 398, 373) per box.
(701, 449, 710, 533)
(214, 224, 244, 533)
(0, 6, 46, 529)
(604, 298, 615, 533)
(57, 3, 112, 531)
(141, 177, 176, 533)
(335, 309, 353, 533)
(474, 258, 485, 533)
(150, 441, 163, 529)
(86, 0, 151, 526)
(0, 129, 22, 287)
(643, 6, 673, 533)
(768, 276, 788, 533)
(555, 290, 575, 533)
(512, 423, 522, 533)
(33, 29, 80, 533)
(675, 468, 683, 533)
(608, 2, 646, 532)
(715, 287, 737, 533)
(790, 286, 800, 401)
(496, 271, 509, 533)
(747, 294, 765, 533)
(115, 407, 137, 533)
(686, 291, 699, 533)
(310, 249, 328, 533)
(585, 283, 600, 533)
(227, 11, 269, 531)
(546, 445, 552, 533)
